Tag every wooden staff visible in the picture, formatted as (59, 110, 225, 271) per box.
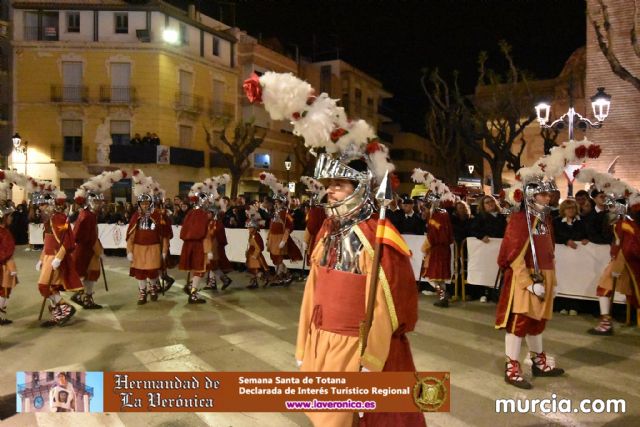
(100, 256, 108, 292)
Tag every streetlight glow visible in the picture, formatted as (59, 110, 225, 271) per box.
(162, 29, 179, 45)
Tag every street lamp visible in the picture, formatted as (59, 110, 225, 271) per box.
(12, 132, 29, 199)
(284, 154, 292, 187)
(535, 86, 612, 141)
(467, 164, 475, 175)
(535, 86, 611, 196)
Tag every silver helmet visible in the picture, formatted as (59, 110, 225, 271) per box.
(0, 205, 15, 220)
(137, 193, 155, 213)
(524, 177, 556, 215)
(86, 191, 105, 210)
(314, 153, 373, 220)
(193, 191, 210, 210)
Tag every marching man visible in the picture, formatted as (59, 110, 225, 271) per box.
(207, 198, 233, 290)
(71, 170, 126, 309)
(127, 170, 169, 305)
(300, 176, 327, 259)
(245, 207, 269, 289)
(49, 372, 77, 412)
(260, 172, 303, 286)
(574, 169, 640, 335)
(245, 71, 425, 426)
(496, 140, 601, 388)
(36, 190, 82, 327)
(0, 171, 18, 325)
(412, 169, 454, 308)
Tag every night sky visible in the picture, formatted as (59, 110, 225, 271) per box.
(169, 0, 586, 134)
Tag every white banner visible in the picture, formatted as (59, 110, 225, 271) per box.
(464, 237, 623, 302)
(28, 225, 620, 301)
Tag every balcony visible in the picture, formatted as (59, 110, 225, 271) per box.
(175, 92, 203, 114)
(50, 143, 89, 162)
(99, 86, 137, 105)
(209, 101, 235, 120)
(170, 146, 204, 168)
(110, 144, 157, 164)
(50, 85, 89, 104)
(24, 25, 59, 41)
(110, 144, 204, 168)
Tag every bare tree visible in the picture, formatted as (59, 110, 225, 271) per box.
(469, 41, 537, 193)
(540, 127, 560, 155)
(589, 0, 640, 91)
(204, 121, 266, 198)
(420, 68, 471, 183)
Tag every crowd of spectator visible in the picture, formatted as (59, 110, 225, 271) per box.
(130, 132, 161, 146)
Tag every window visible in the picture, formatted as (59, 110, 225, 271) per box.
(67, 12, 80, 33)
(114, 13, 128, 34)
(110, 62, 131, 102)
(62, 120, 83, 161)
(254, 152, 270, 169)
(47, 372, 54, 381)
(212, 79, 226, 114)
(60, 178, 84, 200)
(111, 120, 131, 145)
(42, 12, 59, 40)
(62, 62, 83, 102)
(212, 37, 220, 56)
(179, 125, 193, 148)
(179, 23, 188, 45)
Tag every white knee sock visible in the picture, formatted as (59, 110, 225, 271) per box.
(505, 333, 523, 360)
(138, 280, 147, 291)
(84, 280, 96, 295)
(599, 296, 611, 316)
(191, 275, 202, 291)
(525, 334, 544, 354)
(0, 296, 7, 309)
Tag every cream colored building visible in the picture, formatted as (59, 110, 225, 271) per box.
(9, 0, 238, 201)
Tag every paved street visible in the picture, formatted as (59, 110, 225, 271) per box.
(1, 247, 639, 426)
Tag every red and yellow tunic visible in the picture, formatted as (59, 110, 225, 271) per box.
(246, 230, 268, 273)
(0, 225, 17, 296)
(268, 210, 302, 263)
(422, 209, 452, 281)
(37, 212, 83, 295)
(178, 208, 209, 275)
(207, 219, 232, 272)
(596, 218, 640, 308)
(495, 211, 556, 336)
(296, 216, 425, 427)
(127, 211, 168, 280)
(72, 208, 103, 281)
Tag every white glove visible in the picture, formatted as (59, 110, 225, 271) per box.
(207, 252, 214, 261)
(36, 261, 42, 271)
(278, 241, 286, 249)
(10, 271, 17, 276)
(611, 271, 622, 278)
(127, 252, 133, 262)
(527, 282, 545, 299)
(51, 258, 62, 270)
(296, 360, 303, 368)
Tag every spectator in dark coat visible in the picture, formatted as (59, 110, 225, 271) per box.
(583, 189, 613, 245)
(470, 195, 507, 242)
(395, 195, 425, 235)
(10, 202, 30, 244)
(451, 200, 472, 245)
(553, 198, 588, 247)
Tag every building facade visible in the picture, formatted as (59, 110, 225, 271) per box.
(10, 0, 238, 201)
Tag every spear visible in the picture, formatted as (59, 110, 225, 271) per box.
(359, 170, 393, 361)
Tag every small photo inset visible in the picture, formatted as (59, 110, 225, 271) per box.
(17, 371, 103, 413)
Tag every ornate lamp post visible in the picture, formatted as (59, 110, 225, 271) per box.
(284, 155, 292, 192)
(535, 87, 611, 196)
(12, 132, 29, 199)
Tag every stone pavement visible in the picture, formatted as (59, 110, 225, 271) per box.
(1, 247, 639, 426)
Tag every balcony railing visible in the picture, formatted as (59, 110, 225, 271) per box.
(24, 25, 59, 41)
(50, 144, 89, 162)
(175, 92, 203, 113)
(50, 85, 89, 103)
(209, 101, 234, 119)
(99, 86, 137, 104)
(170, 146, 204, 168)
(110, 144, 157, 164)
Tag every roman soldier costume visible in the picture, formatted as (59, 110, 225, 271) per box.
(574, 168, 640, 335)
(412, 169, 455, 307)
(496, 139, 601, 389)
(246, 71, 425, 426)
(0, 171, 19, 325)
(260, 172, 303, 286)
(36, 191, 82, 327)
(71, 170, 126, 309)
(245, 210, 269, 289)
(127, 170, 169, 305)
